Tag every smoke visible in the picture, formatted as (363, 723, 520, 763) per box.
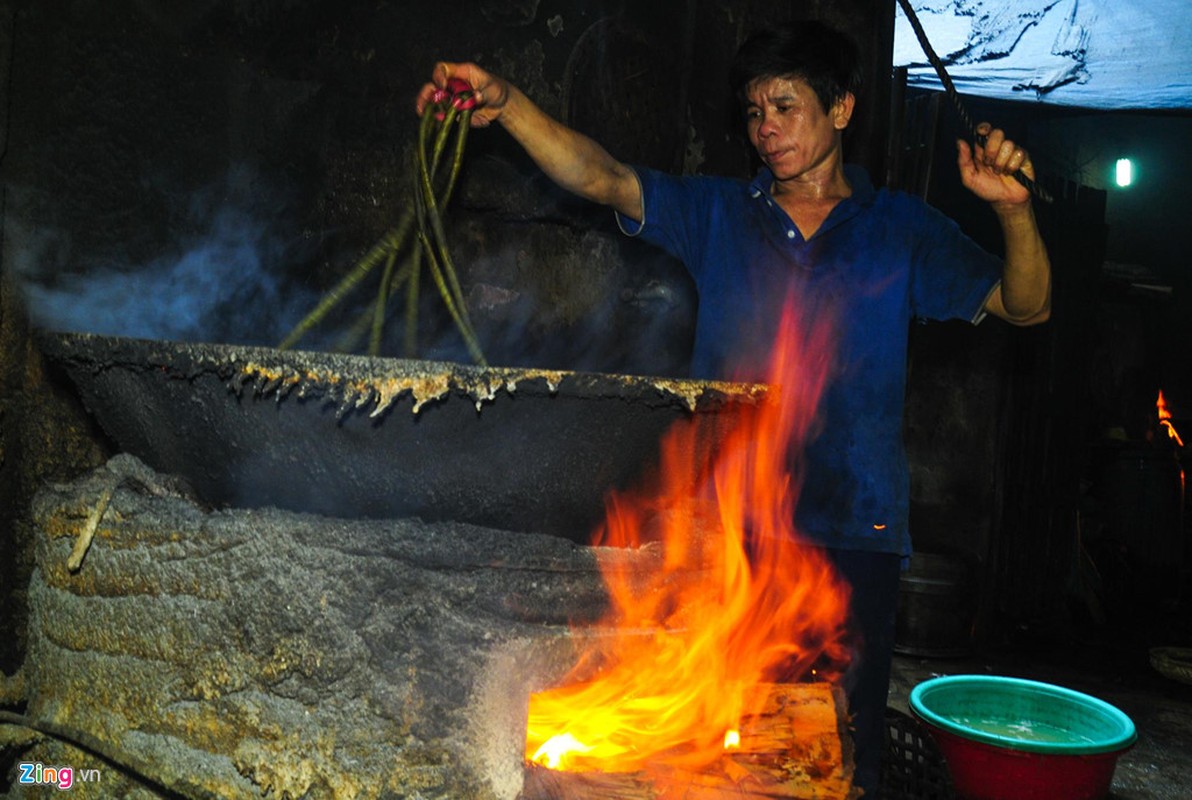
(13, 165, 317, 347)
(9, 164, 697, 374)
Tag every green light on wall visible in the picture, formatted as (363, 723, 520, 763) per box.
(1115, 158, 1133, 187)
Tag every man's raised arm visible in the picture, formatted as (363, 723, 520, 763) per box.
(957, 122, 1052, 325)
(417, 61, 643, 222)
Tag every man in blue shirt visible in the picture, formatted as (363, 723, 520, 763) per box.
(420, 19, 1050, 798)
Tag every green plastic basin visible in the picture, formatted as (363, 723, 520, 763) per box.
(909, 675, 1137, 800)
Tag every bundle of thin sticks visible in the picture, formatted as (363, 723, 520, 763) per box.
(280, 80, 486, 365)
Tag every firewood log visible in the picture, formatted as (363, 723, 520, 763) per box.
(520, 682, 858, 799)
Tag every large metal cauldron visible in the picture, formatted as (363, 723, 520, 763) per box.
(40, 333, 764, 541)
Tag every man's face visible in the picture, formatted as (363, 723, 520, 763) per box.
(743, 76, 851, 181)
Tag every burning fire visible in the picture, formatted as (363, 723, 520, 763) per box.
(1158, 390, 1184, 447)
(524, 293, 852, 775)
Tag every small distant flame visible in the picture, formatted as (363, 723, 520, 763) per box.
(1158, 390, 1184, 447)
(524, 290, 852, 776)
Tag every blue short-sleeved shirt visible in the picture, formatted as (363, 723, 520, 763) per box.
(616, 164, 1001, 556)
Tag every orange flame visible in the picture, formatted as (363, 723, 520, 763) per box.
(1158, 390, 1184, 447)
(525, 291, 852, 775)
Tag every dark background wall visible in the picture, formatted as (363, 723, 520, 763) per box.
(0, 0, 890, 374)
(897, 89, 1191, 643)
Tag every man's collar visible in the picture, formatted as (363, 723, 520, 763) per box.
(749, 164, 877, 206)
(842, 164, 877, 205)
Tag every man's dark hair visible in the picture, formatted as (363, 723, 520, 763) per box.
(730, 20, 863, 114)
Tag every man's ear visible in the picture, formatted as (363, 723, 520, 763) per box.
(833, 92, 856, 130)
